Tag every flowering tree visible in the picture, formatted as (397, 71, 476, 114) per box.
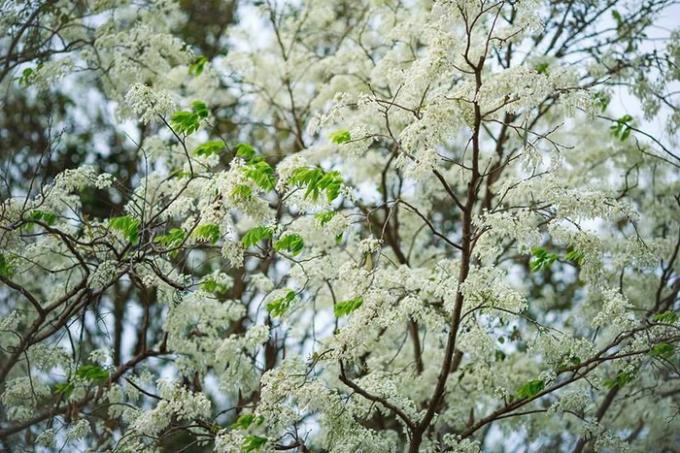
(1, 0, 679, 451)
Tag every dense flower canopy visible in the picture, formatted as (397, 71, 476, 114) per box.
(1, 0, 679, 452)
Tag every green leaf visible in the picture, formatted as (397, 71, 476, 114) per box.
(0, 254, 14, 278)
(603, 370, 634, 390)
(75, 364, 109, 383)
(154, 228, 186, 249)
(193, 224, 221, 244)
(274, 234, 304, 256)
(241, 226, 273, 248)
(201, 277, 230, 296)
(593, 91, 610, 112)
(232, 414, 256, 430)
(231, 184, 253, 201)
(54, 382, 74, 398)
(266, 290, 296, 318)
(28, 210, 57, 226)
(653, 311, 678, 324)
(289, 167, 343, 202)
(334, 296, 363, 317)
(193, 140, 224, 157)
(516, 379, 545, 399)
(314, 211, 336, 226)
(564, 248, 585, 266)
(109, 215, 141, 244)
(330, 129, 351, 144)
(610, 114, 633, 141)
(170, 101, 209, 135)
(242, 435, 267, 452)
(191, 100, 209, 118)
(534, 62, 549, 75)
(189, 56, 208, 76)
(530, 247, 558, 272)
(242, 161, 276, 191)
(650, 343, 674, 360)
(235, 143, 257, 162)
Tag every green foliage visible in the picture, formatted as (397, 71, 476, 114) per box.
(75, 364, 109, 383)
(170, 100, 209, 135)
(274, 234, 304, 256)
(188, 56, 208, 76)
(109, 215, 141, 244)
(289, 167, 343, 202)
(201, 278, 230, 296)
(603, 370, 634, 390)
(235, 143, 257, 161)
(154, 228, 186, 249)
(516, 379, 545, 399)
(242, 161, 276, 191)
(231, 414, 264, 430)
(653, 311, 678, 324)
(530, 247, 558, 272)
(650, 342, 674, 360)
(193, 140, 224, 157)
(192, 224, 221, 244)
(231, 184, 253, 200)
(0, 254, 14, 278)
(593, 91, 611, 112)
(334, 296, 363, 317)
(28, 210, 57, 226)
(564, 248, 585, 266)
(54, 382, 74, 398)
(242, 226, 273, 248)
(242, 435, 267, 452)
(610, 114, 633, 141)
(314, 211, 336, 226)
(18, 64, 40, 86)
(330, 129, 351, 144)
(534, 62, 549, 75)
(266, 290, 296, 318)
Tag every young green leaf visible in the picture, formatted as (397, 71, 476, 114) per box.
(534, 62, 549, 75)
(530, 247, 558, 272)
(610, 114, 633, 141)
(241, 226, 273, 248)
(232, 414, 256, 430)
(170, 100, 209, 135)
(231, 184, 253, 200)
(242, 435, 267, 452)
(109, 215, 141, 244)
(653, 311, 678, 324)
(266, 290, 296, 318)
(235, 143, 257, 162)
(28, 210, 57, 226)
(274, 234, 304, 256)
(201, 278, 230, 296)
(193, 140, 224, 157)
(289, 167, 343, 202)
(650, 343, 674, 360)
(242, 161, 276, 191)
(154, 228, 186, 249)
(603, 370, 634, 390)
(192, 224, 221, 244)
(314, 211, 336, 226)
(564, 249, 585, 266)
(516, 379, 545, 399)
(75, 364, 109, 383)
(334, 296, 363, 317)
(54, 381, 74, 398)
(188, 56, 208, 76)
(0, 254, 14, 278)
(330, 129, 351, 144)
